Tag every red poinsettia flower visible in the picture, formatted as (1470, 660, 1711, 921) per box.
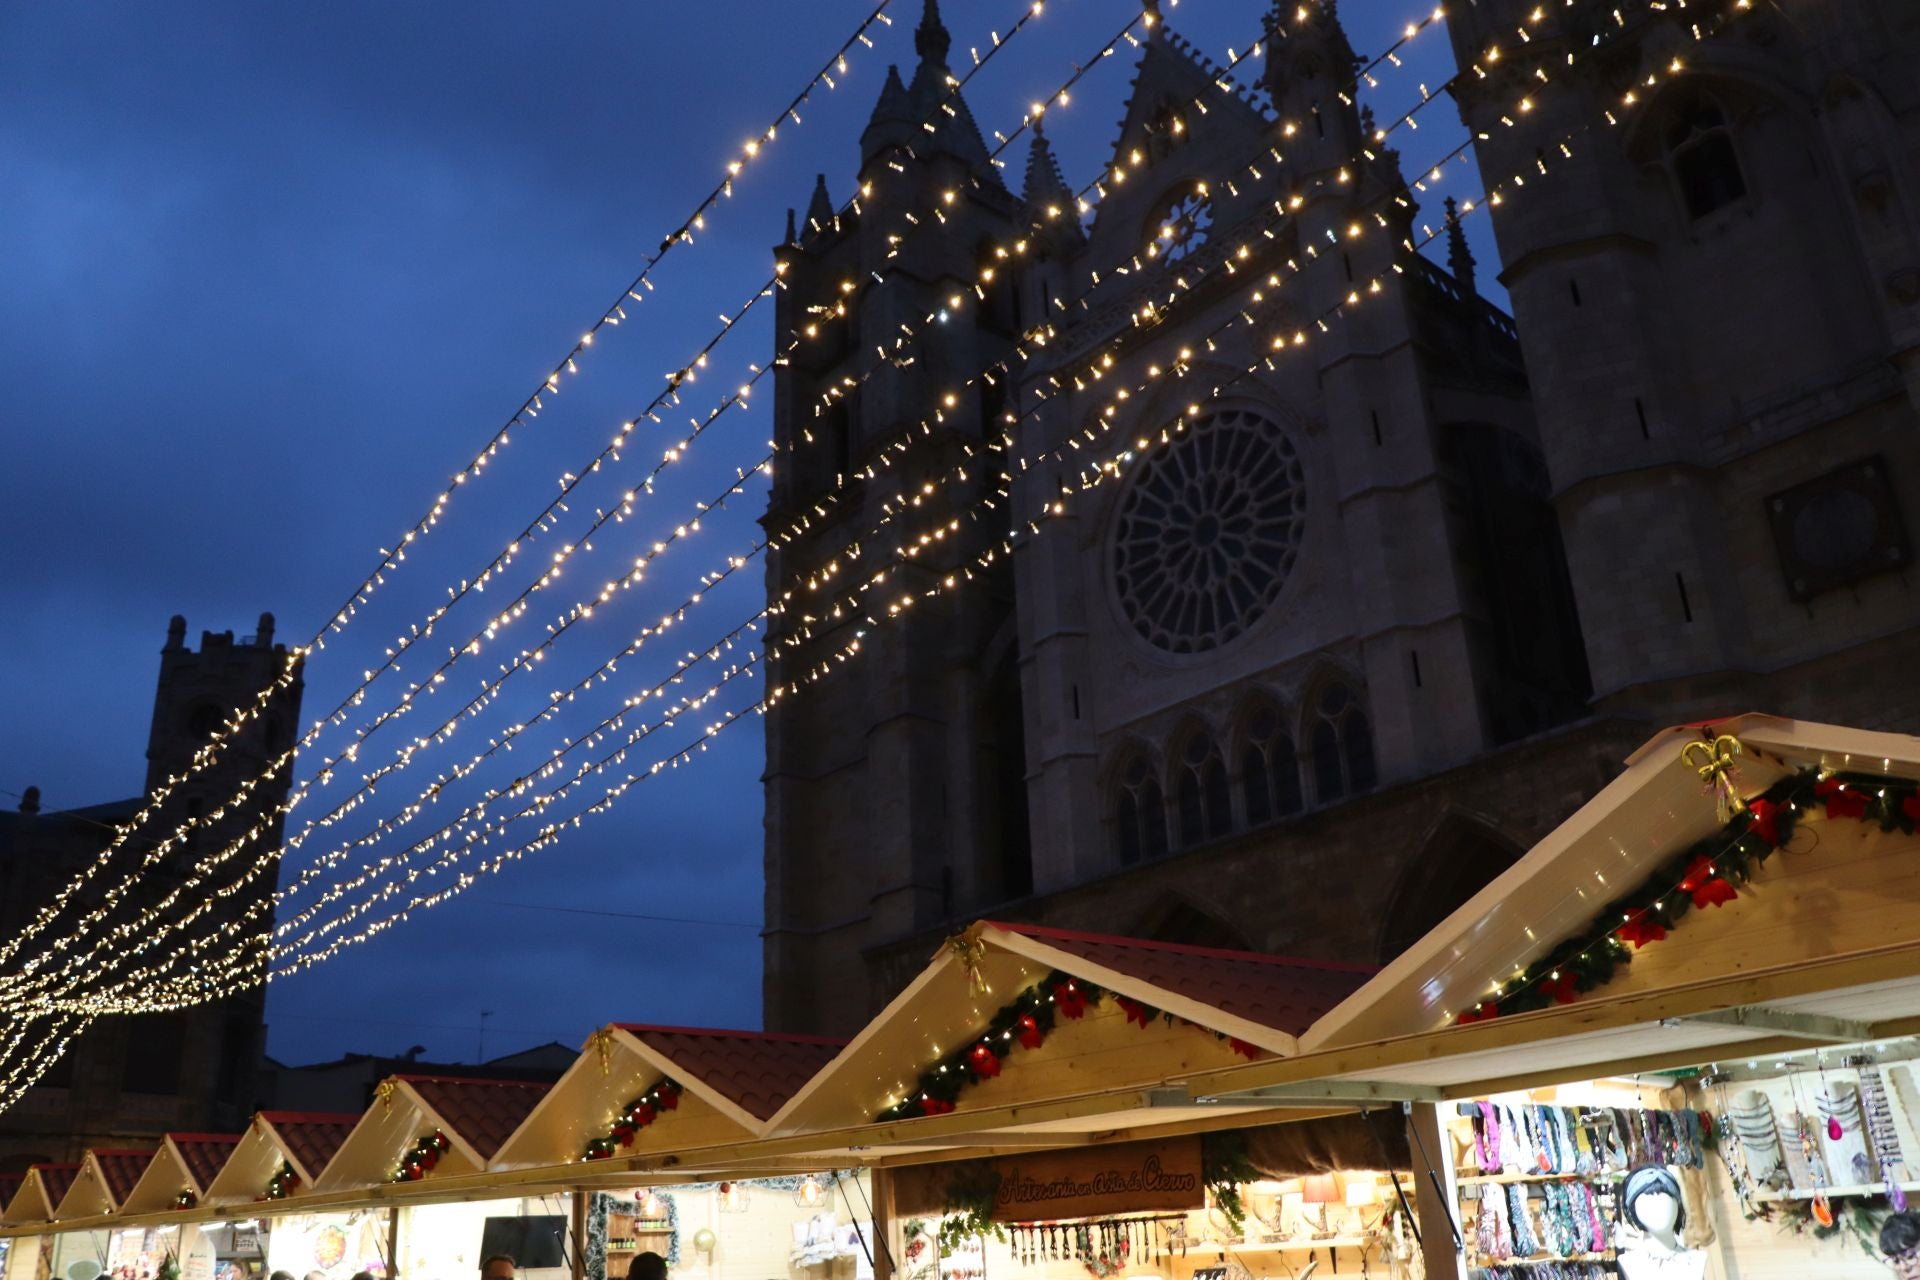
(1817, 776, 1868, 820)
(1679, 854, 1738, 908)
(1537, 971, 1579, 1005)
(968, 1043, 1002, 1079)
(632, 1102, 657, 1127)
(1456, 1002, 1499, 1025)
(656, 1084, 681, 1111)
(1903, 794, 1920, 825)
(1228, 1038, 1260, 1059)
(1618, 916, 1667, 949)
(1053, 981, 1088, 1020)
(917, 1096, 955, 1117)
(1116, 996, 1153, 1028)
(1015, 1013, 1044, 1050)
(1747, 797, 1781, 846)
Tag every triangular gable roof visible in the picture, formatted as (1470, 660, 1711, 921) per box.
(764, 920, 1374, 1138)
(53, 1149, 154, 1218)
(493, 1025, 845, 1169)
(121, 1133, 240, 1214)
(1304, 714, 1920, 1052)
(203, 1111, 359, 1204)
(313, 1075, 548, 1190)
(1, 1165, 71, 1225)
(1168, 716, 1920, 1112)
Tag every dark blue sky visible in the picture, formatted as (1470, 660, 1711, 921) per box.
(0, 0, 1488, 1065)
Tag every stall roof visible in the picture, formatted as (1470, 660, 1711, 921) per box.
(53, 1149, 154, 1219)
(120, 1133, 240, 1215)
(494, 1025, 844, 1169)
(1175, 715, 1920, 1106)
(2, 1165, 77, 1226)
(764, 919, 1375, 1141)
(202, 1111, 360, 1205)
(313, 1075, 549, 1191)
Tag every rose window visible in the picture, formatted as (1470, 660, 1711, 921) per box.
(1148, 187, 1213, 264)
(1112, 408, 1306, 654)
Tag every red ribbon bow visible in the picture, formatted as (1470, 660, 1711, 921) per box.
(1747, 797, 1781, 846)
(1015, 1013, 1044, 1049)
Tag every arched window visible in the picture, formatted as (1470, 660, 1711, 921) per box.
(1309, 682, 1377, 803)
(1666, 95, 1746, 220)
(1113, 750, 1167, 866)
(1240, 702, 1303, 827)
(1172, 731, 1231, 847)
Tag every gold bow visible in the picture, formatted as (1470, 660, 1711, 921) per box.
(949, 934, 991, 997)
(375, 1079, 398, 1114)
(590, 1027, 617, 1076)
(1681, 733, 1748, 824)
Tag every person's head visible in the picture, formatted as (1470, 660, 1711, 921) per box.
(627, 1253, 668, 1280)
(349, 1272, 375, 1280)
(481, 1256, 516, 1280)
(305, 1271, 327, 1280)
(1883, 1212, 1920, 1260)
(1621, 1165, 1685, 1235)
(269, 1271, 295, 1280)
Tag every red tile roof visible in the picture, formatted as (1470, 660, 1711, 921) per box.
(616, 1025, 847, 1122)
(0, 1171, 24, 1206)
(170, 1133, 241, 1192)
(260, 1112, 361, 1180)
(400, 1076, 551, 1161)
(990, 922, 1378, 1038)
(91, 1149, 154, 1206)
(33, 1163, 81, 1209)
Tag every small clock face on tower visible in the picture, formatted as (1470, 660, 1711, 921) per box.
(1111, 408, 1307, 655)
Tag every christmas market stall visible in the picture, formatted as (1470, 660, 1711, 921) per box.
(52, 1151, 152, 1224)
(765, 921, 1421, 1280)
(118, 1135, 240, 1217)
(1174, 715, 1920, 1280)
(491, 1024, 867, 1280)
(203, 1112, 358, 1209)
(200, 1112, 367, 1280)
(314, 1076, 554, 1280)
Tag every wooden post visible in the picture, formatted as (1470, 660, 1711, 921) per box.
(870, 1167, 896, 1280)
(571, 1191, 589, 1280)
(1405, 1103, 1464, 1280)
(386, 1205, 402, 1280)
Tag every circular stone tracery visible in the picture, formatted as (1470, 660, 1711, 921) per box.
(1112, 408, 1306, 654)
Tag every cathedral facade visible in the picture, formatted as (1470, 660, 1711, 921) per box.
(762, 0, 1920, 1036)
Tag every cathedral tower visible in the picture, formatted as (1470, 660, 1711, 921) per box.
(1445, 0, 1920, 727)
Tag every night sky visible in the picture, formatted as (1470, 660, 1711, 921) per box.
(0, 0, 1488, 1067)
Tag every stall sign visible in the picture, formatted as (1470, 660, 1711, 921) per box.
(990, 1138, 1203, 1222)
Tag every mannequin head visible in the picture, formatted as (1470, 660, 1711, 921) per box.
(1622, 1166, 1686, 1239)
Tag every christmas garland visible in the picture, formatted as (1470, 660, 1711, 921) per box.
(259, 1161, 299, 1201)
(583, 1078, 684, 1160)
(172, 1189, 196, 1211)
(391, 1129, 451, 1182)
(1456, 766, 1920, 1024)
(876, 971, 1262, 1122)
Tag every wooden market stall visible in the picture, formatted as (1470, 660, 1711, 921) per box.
(2, 1165, 77, 1227)
(315, 1077, 552, 1190)
(50, 1150, 152, 1221)
(117, 1134, 241, 1216)
(1175, 715, 1920, 1280)
(204, 1111, 360, 1206)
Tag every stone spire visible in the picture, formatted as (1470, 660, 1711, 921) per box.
(915, 0, 951, 70)
(1445, 196, 1477, 296)
(804, 174, 835, 239)
(1022, 120, 1072, 215)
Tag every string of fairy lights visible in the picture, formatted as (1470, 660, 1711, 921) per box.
(0, 0, 1071, 1006)
(3, 0, 1397, 1020)
(0, 0, 1180, 1017)
(19, 0, 1755, 1033)
(11, 0, 1635, 1028)
(0, 0, 908, 975)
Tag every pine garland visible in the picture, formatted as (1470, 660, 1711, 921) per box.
(584, 1078, 684, 1160)
(874, 970, 1265, 1122)
(1456, 767, 1920, 1024)
(259, 1161, 299, 1201)
(172, 1189, 196, 1211)
(391, 1129, 451, 1182)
